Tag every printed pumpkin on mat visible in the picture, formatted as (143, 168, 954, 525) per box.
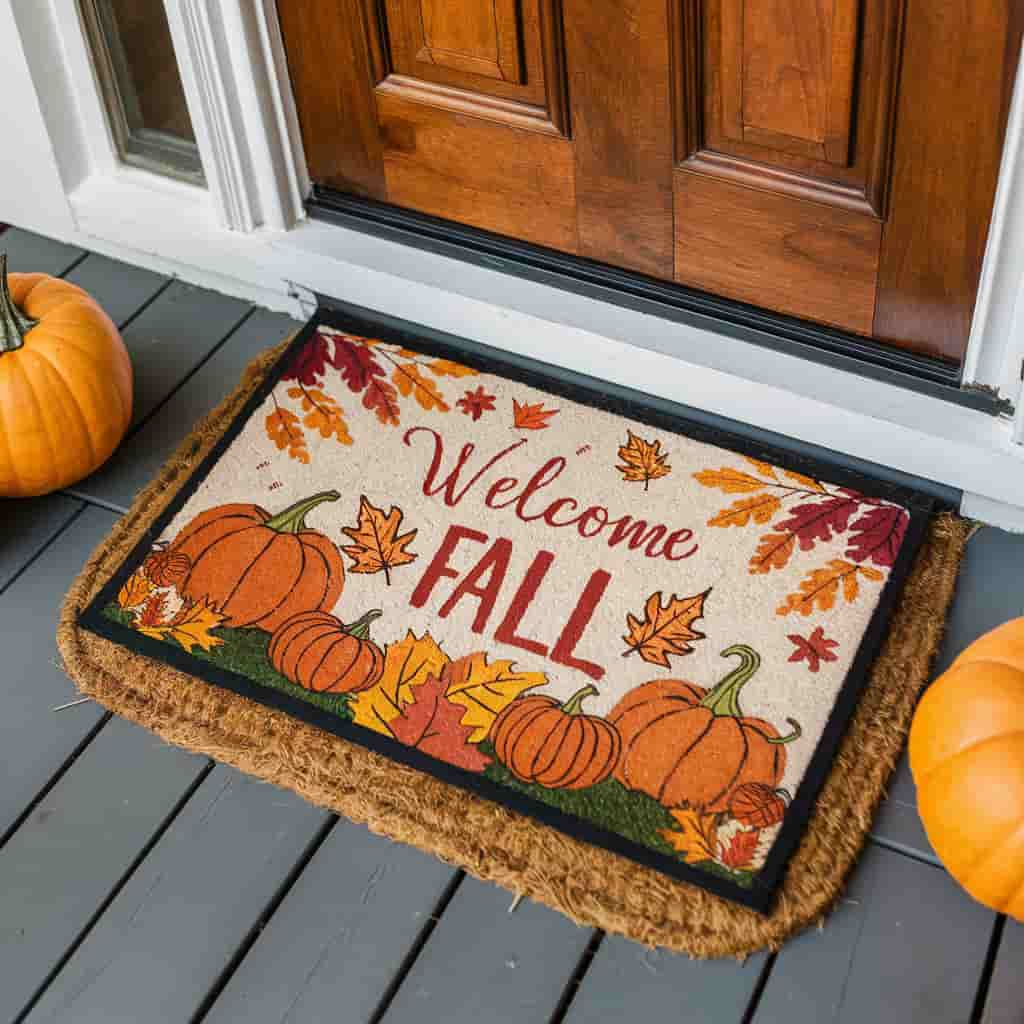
(85, 315, 930, 910)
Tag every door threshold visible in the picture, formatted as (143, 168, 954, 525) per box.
(309, 188, 1008, 417)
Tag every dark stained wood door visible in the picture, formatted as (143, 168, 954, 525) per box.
(278, 1, 1023, 363)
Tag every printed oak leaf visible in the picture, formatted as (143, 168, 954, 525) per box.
(512, 398, 558, 430)
(388, 674, 491, 773)
(776, 560, 884, 617)
(782, 469, 827, 493)
(440, 653, 547, 742)
(659, 807, 719, 865)
(392, 362, 450, 412)
(707, 494, 782, 529)
(424, 357, 479, 379)
(331, 334, 387, 392)
(362, 376, 402, 426)
(265, 402, 309, 464)
(622, 589, 709, 667)
(693, 466, 772, 494)
(845, 503, 909, 569)
(137, 598, 226, 653)
(748, 495, 861, 575)
(787, 626, 840, 672)
(282, 332, 332, 387)
(718, 828, 761, 870)
(350, 629, 450, 735)
(287, 386, 352, 445)
(616, 431, 671, 491)
(341, 495, 418, 585)
(117, 569, 154, 609)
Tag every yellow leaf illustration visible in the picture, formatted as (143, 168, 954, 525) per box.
(392, 362, 450, 412)
(340, 495, 418, 585)
(117, 569, 154, 609)
(660, 807, 719, 865)
(707, 494, 782, 528)
(616, 431, 671, 491)
(693, 467, 771, 494)
(425, 357, 478, 379)
(265, 402, 309, 464)
(138, 598, 226, 653)
(782, 469, 826, 492)
(350, 630, 449, 736)
(775, 559, 884, 617)
(299, 388, 352, 445)
(441, 653, 547, 742)
(622, 589, 709, 667)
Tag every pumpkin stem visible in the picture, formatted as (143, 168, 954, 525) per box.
(264, 489, 340, 533)
(765, 717, 802, 745)
(561, 684, 599, 716)
(343, 609, 382, 640)
(700, 644, 761, 718)
(0, 254, 39, 354)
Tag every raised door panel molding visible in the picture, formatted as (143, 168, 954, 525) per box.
(417, 0, 523, 83)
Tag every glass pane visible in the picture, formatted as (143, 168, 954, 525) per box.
(82, 0, 204, 184)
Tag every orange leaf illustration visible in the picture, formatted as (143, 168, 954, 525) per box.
(265, 401, 309, 464)
(512, 399, 558, 430)
(660, 807, 719, 865)
(622, 589, 709, 667)
(424, 357, 478, 379)
(616, 431, 671, 490)
(137, 598, 226, 653)
(693, 466, 771, 494)
(782, 469, 827, 493)
(288, 385, 352, 445)
(340, 495, 418, 585)
(719, 828, 761, 870)
(392, 362, 450, 412)
(117, 569, 154, 609)
(707, 494, 782, 529)
(776, 559, 884, 617)
(749, 531, 796, 574)
(744, 457, 778, 480)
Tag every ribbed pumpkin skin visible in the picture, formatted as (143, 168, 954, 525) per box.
(608, 679, 788, 813)
(0, 273, 132, 497)
(269, 611, 384, 693)
(910, 617, 1024, 921)
(170, 498, 344, 632)
(491, 691, 621, 790)
(144, 548, 191, 588)
(729, 782, 788, 828)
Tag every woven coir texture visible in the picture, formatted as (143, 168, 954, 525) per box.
(57, 339, 969, 958)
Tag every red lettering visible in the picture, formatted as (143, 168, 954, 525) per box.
(664, 528, 698, 561)
(493, 550, 555, 657)
(437, 537, 513, 632)
(409, 525, 488, 608)
(606, 517, 667, 557)
(516, 457, 567, 521)
(550, 569, 611, 681)
(485, 476, 519, 508)
(405, 427, 525, 507)
(576, 506, 608, 538)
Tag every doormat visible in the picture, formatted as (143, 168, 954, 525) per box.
(59, 304, 967, 951)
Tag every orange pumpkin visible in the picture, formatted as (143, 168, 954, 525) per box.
(490, 684, 621, 790)
(910, 617, 1024, 920)
(729, 782, 790, 829)
(143, 545, 191, 588)
(609, 645, 801, 812)
(170, 490, 344, 632)
(269, 609, 384, 693)
(0, 254, 132, 497)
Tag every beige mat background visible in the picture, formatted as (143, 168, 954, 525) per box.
(57, 339, 968, 957)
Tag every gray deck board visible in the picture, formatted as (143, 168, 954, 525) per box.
(566, 938, 767, 1024)
(63, 253, 168, 327)
(378, 877, 594, 1024)
(0, 507, 116, 839)
(0, 716, 206, 1022)
(203, 818, 456, 1024)
(1, 228, 85, 277)
(0, 495, 81, 592)
(77, 307, 300, 510)
(983, 921, 1024, 1023)
(24, 768, 329, 1024)
(754, 843, 994, 1023)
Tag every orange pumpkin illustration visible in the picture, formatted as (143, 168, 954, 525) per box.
(143, 544, 191, 588)
(170, 489, 344, 632)
(729, 782, 790, 828)
(608, 645, 801, 812)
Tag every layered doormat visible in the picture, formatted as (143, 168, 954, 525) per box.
(59, 304, 968, 955)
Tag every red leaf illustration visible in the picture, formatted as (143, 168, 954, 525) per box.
(282, 333, 332, 386)
(845, 504, 909, 568)
(512, 399, 558, 430)
(457, 385, 497, 421)
(719, 829, 760, 870)
(138, 592, 169, 628)
(362, 376, 401, 426)
(787, 626, 840, 672)
(773, 495, 861, 551)
(388, 675, 491, 773)
(330, 335, 387, 392)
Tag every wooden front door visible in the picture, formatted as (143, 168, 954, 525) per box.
(278, 1, 1021, 363)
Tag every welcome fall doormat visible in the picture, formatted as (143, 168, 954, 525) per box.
(61, 303, 967, 950)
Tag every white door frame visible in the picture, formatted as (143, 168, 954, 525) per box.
(3, 0, 1024, 527)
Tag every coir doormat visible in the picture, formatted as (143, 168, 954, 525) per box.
(60, 303, 968, 953)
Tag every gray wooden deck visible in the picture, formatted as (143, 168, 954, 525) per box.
(1, 226, 1020, 1024)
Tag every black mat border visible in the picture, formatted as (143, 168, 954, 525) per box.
(80, 302, 935, 915)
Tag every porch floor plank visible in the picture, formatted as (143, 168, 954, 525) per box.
(982, 921, 1024, 1024)
(63, 253, 169, 328)
(0, 494, 81, 592)
(1, 228, 86, 277)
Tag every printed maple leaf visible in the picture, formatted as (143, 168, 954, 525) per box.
(265, 401, 309, 464)
(512, 399, 558, 430)
(388, 674, 491, 773)
(659, 807, 719, 865)
(622, 589, 709, 667)
(707, 494, 782, 528)
(137, 598, 226, 653)
(440, 653, 546, 742)
(117, 569, 154, 609)
(137, 591, 169, 628)
(350, 630, 449, 736)
(787, 626, 840, 672)
(693, 466, 772, 494)
(845, 504, 909, 568)
(286, 385, 352, 445)
(718, 828, 761, 870)
(616, 431, 671, 490)
(776, 559, 884, 617)
(340, 495, 418, 585)
(330, 334, 387, 392)
(391, 362, 450, 412)
(282, 332, 331, 386)
(456, 385, 497, 421)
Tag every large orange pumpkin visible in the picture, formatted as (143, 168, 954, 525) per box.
(910, 617, 1024, 920)
(269, 609, 384, 693)
(170, 489, 344, 632)
(0, 254, 132, 497)
(609, 645, 801, 812)
(490, 684, 622, 790)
